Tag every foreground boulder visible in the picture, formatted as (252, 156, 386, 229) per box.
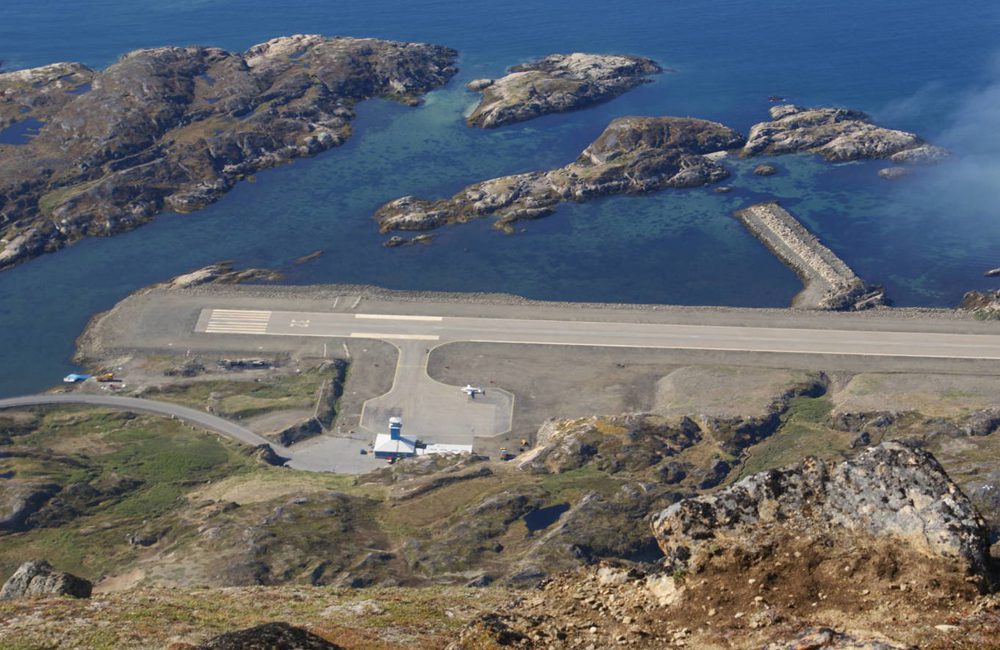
(376, 115, 745, 233)
(0, 560, 92, 600)
(742, 104, 947, 165)
(198, 622, 344, 649)
(652, 441, 990, 579)
(448, 443, 996, 649)
(466, 52, 661, 128)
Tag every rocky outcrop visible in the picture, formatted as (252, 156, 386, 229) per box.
(0, 560, 92, 600)
(465, 53, 661, 128)
(878, 166, 911, 180)
(251, 443, 289, 467)
(0, 480, 59, 532)
(518, 414, 703, 475)
(742, 105, 947, 166)
(959, 289, 1000, 319)
(198, 622, 344, 649)
(735, 202, 886, 310)
(375, 115, 745, 233)
(0, 35, 458, 270)
(652, 442, 991, 579)
(158, 262, 282, 289)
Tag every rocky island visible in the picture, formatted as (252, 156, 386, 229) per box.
(465, 53, 661, 128)
(742, 104, 949, 165)
(375, 115, 744, 233)
(0, 35, 458, 270)
(379, 104, 945, 240)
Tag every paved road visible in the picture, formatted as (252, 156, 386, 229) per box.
(197, 308, 1000, 360)
(0, 393, 290, 454)
(0, 393, 387, 474)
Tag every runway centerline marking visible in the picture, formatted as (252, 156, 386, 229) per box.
(354, 314, 443, 322)
(465, 338, 1000, 360)
(350, 332, 440, 341)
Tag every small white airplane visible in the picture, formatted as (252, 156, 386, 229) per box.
(462, 384, 485, 398)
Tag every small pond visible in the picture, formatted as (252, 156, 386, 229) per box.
(523, 503, 570, 535)
(0, 118, 44, 145)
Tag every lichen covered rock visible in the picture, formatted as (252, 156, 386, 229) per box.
(652, 442, 991, 579)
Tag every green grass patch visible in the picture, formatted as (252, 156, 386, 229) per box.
(0, 408, 260, 580)
(537, 465, 620, 499)
(145, 366, 334, 420)
(738, 396, 848, 478)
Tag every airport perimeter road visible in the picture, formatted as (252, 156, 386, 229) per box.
(0, 394, 289, 454)
(0, 393, 384, 474)
(196, 308, 1000, 361)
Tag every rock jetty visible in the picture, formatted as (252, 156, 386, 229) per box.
(735, 202, 885, 310)
(743, 104, 948, 165)
(0, 35, 458, 270)
(465, 52, 661, 128)
(0, 560, 92, 600)
(376, 115, 744, 233)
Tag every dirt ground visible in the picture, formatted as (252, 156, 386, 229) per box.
(654, 366, 823, 419)
(428, 342, 686, 440)
(331, 340, 397, 435)
(832, 372, 1000, 417)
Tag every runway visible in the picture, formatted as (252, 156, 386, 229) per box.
(195, 308, 1000, 361)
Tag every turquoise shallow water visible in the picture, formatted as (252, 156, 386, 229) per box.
(1, 0, 999, 396)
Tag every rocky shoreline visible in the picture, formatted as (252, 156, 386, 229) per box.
(375, 115, 744, 233)
(465, 53, 661, 128)
(377, 104, 945, 240)
(735, 202, 885, 310)
(0, 34, 458, 271)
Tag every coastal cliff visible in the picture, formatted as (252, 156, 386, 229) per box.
(375, 115, 744, 233)
(465, 53, 661, 128)
(0, 35, 458, 270)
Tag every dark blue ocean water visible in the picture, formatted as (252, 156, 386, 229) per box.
(1, 0, 999, 396)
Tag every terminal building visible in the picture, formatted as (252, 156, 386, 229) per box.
(372, 417, 473, 461)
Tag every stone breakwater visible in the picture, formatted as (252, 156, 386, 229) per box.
(735, 202, 885, 310)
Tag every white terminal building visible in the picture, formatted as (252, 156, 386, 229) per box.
(373, 417, 473, 461)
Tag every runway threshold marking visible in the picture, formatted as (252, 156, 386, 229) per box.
(350, 332, 440, 341)
(354, 314, 443, 322)
(203, 309, 272, 334)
